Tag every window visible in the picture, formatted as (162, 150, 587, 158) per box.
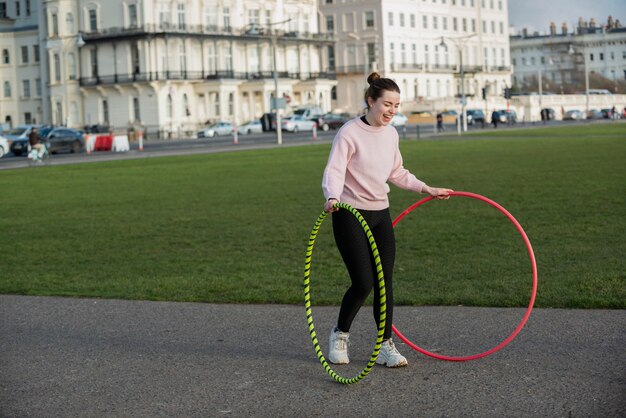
(326, 15, 334, 32)
(388, 12, 393, 26)
(223, 7, 230, 30)
(327, 45, 335, 70)
(214, 92, 220, 116)
(15, 0, 20, 16)
(499, 21, 503, 34)
(443, 17, 447, 30)
(53, 54, 61, 82)
(3, 81, 11, 97)
(462, 18, 467, 32)
(410, 14, 415, 28)
(66, 13, 74, 33)
(471, 19, 475, 33)
(433, 16, 438, 30)
(399, 13, 405, 27)
(401, 43, 406, 64)
(128, 4, 137, 28)
(453, 17, 457, 31)
(21, 46, 28, 63)
(51, 12, 59, 35)
(102, 99, 109, 123)
(2, 49, 9, 64)
(89, 9, 97, 31)
(412, 44, 417, 63)
(25, 0, 29, 16)
(90, 49, 98, 77)
(22, 79, 30, 98)
(389, 43, 395, 64)
(183, 93, 190, 116)
(177, 3, 185, 29)
(422, 15, 427, 29)
(68, 52, 76, 80)
(0, 2, 7, 18)
(179, 43, 186, 74)
(35, 78, 41, 96)
(133, 97, 140, 121)
(228, 93, 234, 116)
(248, 9, 260, 27)
(32, 45, 39, 63)
(159, 3, 170, 27)
(25, 112, 32, 124)
(365, 11, 374, 28)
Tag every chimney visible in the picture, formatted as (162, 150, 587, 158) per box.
(578, 16, 585, 29)
(561, 22, 568, 35)
(607, 15, 614, 29)
(522, 27, 528, 37)
(550, 21, 557, 36)
(590, 18, 597, 28)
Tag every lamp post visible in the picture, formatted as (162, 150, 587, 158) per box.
(568, 43, 589, 116)
(440, 34, 475, 133)
(267, 19, 291, 145)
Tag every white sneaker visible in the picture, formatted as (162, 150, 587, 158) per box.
(328, 327, 350, 364)
(376, 338, 408, 368)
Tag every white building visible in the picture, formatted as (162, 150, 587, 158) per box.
(510, 18, 626, 95)
(319, 0, 512, 114)
(0, 0, 41, 128)
(2, 0, 337, 138)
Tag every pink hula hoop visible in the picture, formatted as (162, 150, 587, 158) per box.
(391, 191, 538, 361)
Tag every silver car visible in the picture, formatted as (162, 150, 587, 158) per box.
(197, 121, 234, 138)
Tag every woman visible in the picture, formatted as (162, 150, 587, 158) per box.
(322, 72, 453, 367)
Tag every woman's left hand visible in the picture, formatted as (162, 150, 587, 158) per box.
(424, 186, 454, 200)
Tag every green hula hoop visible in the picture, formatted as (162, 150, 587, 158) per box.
(303, 202, 387, 385)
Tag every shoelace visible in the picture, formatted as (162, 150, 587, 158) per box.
(334, 333, 349, 350)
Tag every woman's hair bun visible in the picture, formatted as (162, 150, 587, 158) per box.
(367, 72, 381, 85)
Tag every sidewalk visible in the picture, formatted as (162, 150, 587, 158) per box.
(1, 295, 624, 417)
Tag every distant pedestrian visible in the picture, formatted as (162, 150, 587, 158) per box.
(491, 110, 499, 128)
(540, 109, 546, 124)
(436, 113, 444, 132)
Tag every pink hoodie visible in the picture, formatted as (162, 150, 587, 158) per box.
(322, 117, 425, 211)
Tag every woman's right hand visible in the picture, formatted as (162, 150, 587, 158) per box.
(324, 198, 339, 213)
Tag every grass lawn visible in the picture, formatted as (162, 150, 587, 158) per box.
(1, 123, 624, 308)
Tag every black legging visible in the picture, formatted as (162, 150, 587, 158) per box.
(332, 207, 396, 340)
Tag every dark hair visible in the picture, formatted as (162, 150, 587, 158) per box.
(364, 72, 400, 109)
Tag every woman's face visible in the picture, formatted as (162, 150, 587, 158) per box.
(367, 90, 401, 127)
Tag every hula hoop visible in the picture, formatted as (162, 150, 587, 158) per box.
(304, 202, 387, 384)
(391, 191, 537, 362)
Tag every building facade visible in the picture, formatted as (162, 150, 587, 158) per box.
(510, 18, 626, 94)
(3, 0, 337, 138)
(319, 0, 512, 114)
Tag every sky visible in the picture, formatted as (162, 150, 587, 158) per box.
(508, 0, 626, 35)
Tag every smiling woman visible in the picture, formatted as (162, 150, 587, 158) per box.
(320, 72, 454, 368)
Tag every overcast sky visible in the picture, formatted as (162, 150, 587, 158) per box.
(508, 0, 626, 34)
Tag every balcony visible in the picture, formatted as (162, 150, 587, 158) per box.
(79, 70, 336, 87)
(80, 24, 334, 45)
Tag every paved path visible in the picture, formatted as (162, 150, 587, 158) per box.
(1, 295, 624, 417)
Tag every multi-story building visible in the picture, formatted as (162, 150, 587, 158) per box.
(319, 0, 512, 114)
(2, 0, 515, 134)
(0, 0, 41, 128)
(510, 18, 626, 95)
(3, 0, 337, 138)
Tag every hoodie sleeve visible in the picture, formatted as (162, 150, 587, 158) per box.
(322, 132, 354, 200)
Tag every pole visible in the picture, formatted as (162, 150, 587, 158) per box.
(538, 69, 543, 122)
(460, 49, 467, 133)
(272, 32, 282, 145)
(583, 49, 589, 116)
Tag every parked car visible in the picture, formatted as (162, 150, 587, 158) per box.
(42, 127, 84, 153)
(563, 109, 585, 120)
(83, 124, 111, 134)
(0, 135, 9, 158)
(319, 113, 350, 131)
(497, 109, 517, 124)
(391, 113, 408, 126)
(586, 109, 604, 120)
(281, 115, 316, 132)
(464, 109, 486, 126)
(5, 124, 42, 156)
(292, 106, 325, 127)
(238, 120, 263, 135)
(197, 121, 234, 138)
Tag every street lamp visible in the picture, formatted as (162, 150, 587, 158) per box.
(267, 19, 291, 145)
(440, 34, 475, 133)
(568, 43, 590, 116)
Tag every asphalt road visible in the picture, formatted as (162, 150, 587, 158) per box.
(1, 295, 624, 417)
